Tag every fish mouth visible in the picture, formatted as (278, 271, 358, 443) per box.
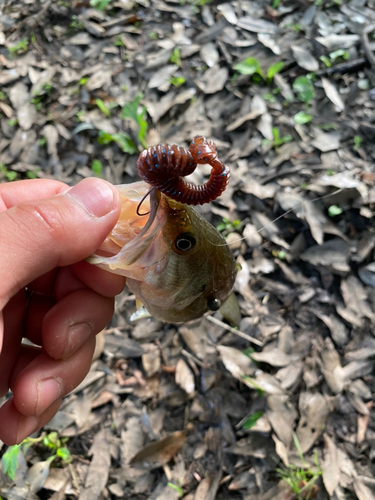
(87, 188, 165, 273)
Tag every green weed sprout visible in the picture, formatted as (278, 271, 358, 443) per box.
(121, 94, 148, 149)
(2, 432, 71, 481)
(277, 432, 322, 500)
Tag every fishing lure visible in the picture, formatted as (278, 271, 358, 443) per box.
(88, 136, 236, 323)
(136, 135, 230, 206)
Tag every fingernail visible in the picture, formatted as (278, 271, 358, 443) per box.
(16, 416, 39, 444)
(63, 322, 93, 359)
(67, 178, 115, 217)
(36, 379, 62, 416)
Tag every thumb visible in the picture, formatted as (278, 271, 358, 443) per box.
(0, 178, 121, 308)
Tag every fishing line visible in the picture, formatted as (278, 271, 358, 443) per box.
(207, 187, 345, 248)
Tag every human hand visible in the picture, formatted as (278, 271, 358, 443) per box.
(0, 178, 125, 445)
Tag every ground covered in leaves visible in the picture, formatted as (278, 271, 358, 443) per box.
(1, 0, 375, 498)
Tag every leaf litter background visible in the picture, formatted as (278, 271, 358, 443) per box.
(1, 0, 375, 498)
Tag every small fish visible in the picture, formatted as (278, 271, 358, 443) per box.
(88, 182, 236, 323)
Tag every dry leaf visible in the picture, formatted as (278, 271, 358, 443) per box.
(322, 435, 340, 495)
(129, 431, 187, 470)
(175, 358, 195, 395)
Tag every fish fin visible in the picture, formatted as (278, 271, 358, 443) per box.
(130, 306, 151, 321)
(218, 292, 241, 326)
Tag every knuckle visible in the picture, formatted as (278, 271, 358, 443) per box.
(14, 202, 67, 243)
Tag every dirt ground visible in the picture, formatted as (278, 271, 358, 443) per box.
(1, 0, 375, 499)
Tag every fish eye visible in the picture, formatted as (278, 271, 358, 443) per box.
(173, 232, 196, 253)
(207, 298, 221, 311)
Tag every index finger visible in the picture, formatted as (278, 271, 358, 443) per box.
(0, 179, 68, 211)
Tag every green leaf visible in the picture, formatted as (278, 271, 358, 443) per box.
(112, 133, 137, 154)
(96, 98, 110, 117)
(329, 49, 349, 61)
(328, 205, 342, 217)
(170, 76, 186, 87)
(97, 130, 114, 145)
(121, 94, 148, 148)
(292, 431, 307, 464)
(242, 411, 264, 430)
(26, 169, 39, 179)
(167, 482, 183, 496)
(267, 61, 284, 81)
(121, 94, 143, 122)
(354, 135, 362, 151)
(292, 76, 315, 104)
(233, 57, 263, 77)
(294, 111, 313, 124)
(5, 171, 17, 181)
(319, 55, 331, 67)
(91, 159, 103, 176)
(90, 0, 111, 9)
(78, 76, 89, 85)
(56, 447, 71, 461)
(2, 445, 21, 480)
(169, 48, 181, 67)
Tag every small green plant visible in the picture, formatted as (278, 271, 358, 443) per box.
(2, 444, 20, 480)
(320, 49, 349, 68)
(272, 0, 281, 7)
(78, 76, 89, 86)
(8, 38, 29, 57)
(328, 205, 342, 217)
(242, 375, 265, 396)
(113, 35, 126, 47)
(31, 95, 43, 110)
(69, 15, 84, 31)
(288, 22, 301, 33)
(266, 62, 284, 84)
(170, 47, 182, 67)
(326, 169, 334, 176)
(217, 217, 241, 233)
(167, 482, 183, 497)
(0, 163, 17, 181)
(293, 75, 315, 104)
(233, 57, 263, 77)
(294, 111, 313, 124)
(91, 159, 103, 176)
(31, 83, 53, 110)
(40, 432, 71, 462)
(353, 135, 362, 151)
(170, 76, 186, 87)
(76, 110, 85, 122)
(277, 433, 322, 500)
(262, 127, 293, 150)
(149, 30, 159, 40)
(242, 411, 264, 430)
(27, 169, 40, 179)
(8, 118, 18, 127)
(263, 92, 276, 102)
(232, 58, 284, 85)
(90, 0, 111, 9)
(2, 432, 71, 481)
(0, 90, 7, 100)
(96, 98, 111, 117)
(121, 94, 148, 149)
(317, 122, 338, 130)
(97, 130, 137, 154)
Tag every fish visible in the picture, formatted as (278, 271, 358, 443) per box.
(87, 181, 237, 323)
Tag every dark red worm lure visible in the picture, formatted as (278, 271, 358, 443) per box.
(136, 136, 230, 205)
